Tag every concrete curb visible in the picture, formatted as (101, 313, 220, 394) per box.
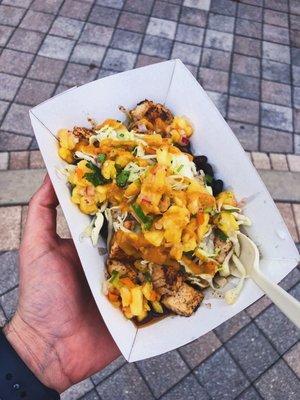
(0, 169, 299, 206)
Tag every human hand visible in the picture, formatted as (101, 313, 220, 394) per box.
(3, 175, 120, 393)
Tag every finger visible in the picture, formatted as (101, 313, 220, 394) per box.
(23, 174, 59, 242)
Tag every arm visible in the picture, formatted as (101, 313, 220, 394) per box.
(1, 175, 120, 395)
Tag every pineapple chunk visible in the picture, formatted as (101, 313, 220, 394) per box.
(142, 282, 153, 301)
(123, 306, 133, 319)
(161, 205, 190, 244)
(217, 212, 239, 236)
(58, 129, 77, 150)
(130, 287, 144, 316)
(143, 134, 163, 147)
(216, 191, 237, 209)
(182, 218, 197, 252)
(137, 309, 148, 322)
(68, 160, 91, 187)
(124, 180, 141, 198)
(119, 286, 132, 307)
(170, 243, 183, 260)
(182, 236, 197, 252)
(156, 147, 171, 166)
(144, 230, 164, 247)
(151, 301, 164, 314)
(79, 197, 98, 215)
(58, 147, 73, 163)
(115, 151, 134, 167)
(71, 186, 82, 204)
(197, 213, 210, 242)
(101, 160, 116, 180)
(137, 165, 167, 214)
(95, 185, 108, 203)
(167, 116, 193, 144)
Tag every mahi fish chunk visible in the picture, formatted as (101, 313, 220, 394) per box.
(73, 126, 93, 141)
(151, 264, 183, 296)
(162, 282, 204, 317)
(151, 264, 203, 316)
(130, 100, 174, 125)
(109, 236, 133, 262)
(107, 259, 137, 281)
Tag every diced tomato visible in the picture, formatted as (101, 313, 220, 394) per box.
(181, 136, 189, 145)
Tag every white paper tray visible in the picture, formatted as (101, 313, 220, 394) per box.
(30, 59, 299, 362)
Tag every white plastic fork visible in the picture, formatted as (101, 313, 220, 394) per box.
(237, 232, 300, 329)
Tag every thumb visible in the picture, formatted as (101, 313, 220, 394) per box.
(23, 174, 59, 245)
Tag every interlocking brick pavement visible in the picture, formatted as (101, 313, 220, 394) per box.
(0, 0, 299, 399)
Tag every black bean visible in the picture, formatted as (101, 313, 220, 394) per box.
(201, 163, 214, 177)
(194, 156, 214, 175)
(212, 179, 224, 196)
(194, 155, 207, 169)
(175, 142, 192, 154)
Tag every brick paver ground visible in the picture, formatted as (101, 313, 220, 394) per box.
(0, 0, 300, 399)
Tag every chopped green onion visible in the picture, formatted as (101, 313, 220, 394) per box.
(177, 164, 184, 173)
(205, 174, 213, 184)
(97, 154, 106, 164)
(109, 270, 120, 287)
(116, 169, 130, 188)
(143, 220, 153, 230)
(84, 161, 109, 186)
(132, 203, 153, 230)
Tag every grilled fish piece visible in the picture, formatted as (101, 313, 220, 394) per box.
(162, 283, 204, 317)
(109, 236, 134, 262)
(107, 259, 138, 281)
(129, 100, 174, 125)
(73, 126, 93, 142)
(151, 264, 183, 296)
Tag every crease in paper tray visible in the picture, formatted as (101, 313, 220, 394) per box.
(30, 59, 299, 363)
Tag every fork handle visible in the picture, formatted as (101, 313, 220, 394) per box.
(250, 269, 300, 329)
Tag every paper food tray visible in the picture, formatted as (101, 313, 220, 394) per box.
(30, 59, 299, 362)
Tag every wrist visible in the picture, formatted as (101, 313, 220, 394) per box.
(3, 313, 69, 393)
